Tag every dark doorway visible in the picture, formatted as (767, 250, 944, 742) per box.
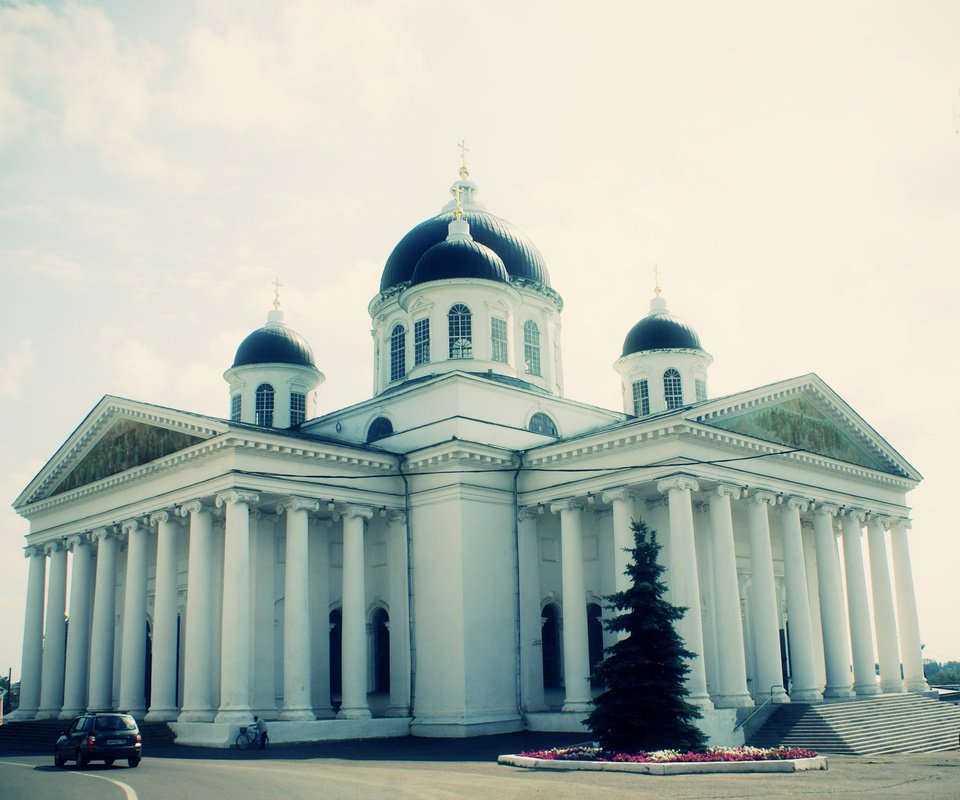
(329, 608, 342, 702)
(372, 608, 390, 693)
(587, 603, 604, 686)
(541, 603, 562, 689)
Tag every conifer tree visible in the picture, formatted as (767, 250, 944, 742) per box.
(586, 518, 706, 753)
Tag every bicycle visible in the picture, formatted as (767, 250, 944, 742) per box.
(236, 727, 268, 750)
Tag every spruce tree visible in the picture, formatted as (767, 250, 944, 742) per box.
(586, 518, 706, 753)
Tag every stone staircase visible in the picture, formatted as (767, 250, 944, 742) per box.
(0, 718, 176, 751)
(749, 693, 960, 755)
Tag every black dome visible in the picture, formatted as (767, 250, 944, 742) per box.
(381, 210, 550, 291)
(411, 237, 509, 286)
(233, 324, 316, 368)
(622, 314, 704, 356)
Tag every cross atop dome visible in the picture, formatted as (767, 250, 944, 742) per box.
(443, 141, 486, 213)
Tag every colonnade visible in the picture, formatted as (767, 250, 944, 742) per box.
(519, 474, 927, 714)
(15, 492, 411, 724)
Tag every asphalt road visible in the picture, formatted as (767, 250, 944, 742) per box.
(2, 734, 959, 800)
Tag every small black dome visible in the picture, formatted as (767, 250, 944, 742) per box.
(411, 237, 509, 286)
(622, 313, 704, 356)
(381, 210, 549, 291)
(233, 324, 316, 368)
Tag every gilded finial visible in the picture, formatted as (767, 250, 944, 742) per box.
(653, 265, 662, 298)
(458, 139, 470, 179)
(453, 185, 463, 220)
(271, 277, 283, 310)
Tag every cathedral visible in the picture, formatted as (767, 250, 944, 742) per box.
(11, 159, 927, 746)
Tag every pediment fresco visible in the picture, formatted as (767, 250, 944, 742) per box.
(50, 418, 204, 496)
(703, 396, 903, 476)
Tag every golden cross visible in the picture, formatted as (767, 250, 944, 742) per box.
(453, 185, 464, 219)
(458, 139, 470, 177)
(271, 278, 283, 310)
(653, 265, 662, 297)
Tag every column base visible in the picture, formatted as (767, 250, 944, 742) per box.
(337, 706, 372, 720)
(560, 700, 592, 714)
(59, 707, 85, 720)
(215, 708, 254, 724)
(823, 685, 855, 699)
(854, 683, 881, 697)
(386, 706, 412, 718)
(788, 688, 823, 703)
(879, 680, 904, 694)
(145, 707, 180, 722)
(712, 693, 754, 709)
(280, 707, 316, 721)
(689, 693, 717, 710)
(904, 678, 930, 692)
(178, 707, 216, 723)
(35, 708, 62, 720)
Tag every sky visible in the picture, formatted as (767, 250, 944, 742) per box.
(1, 0, 958, 682)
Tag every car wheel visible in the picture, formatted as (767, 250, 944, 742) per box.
(76, 750, 89, 769)
(128, 757, 140, 768)
(54, 751, 66, 768)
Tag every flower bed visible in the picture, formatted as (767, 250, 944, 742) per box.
(518, 744, 818, 763)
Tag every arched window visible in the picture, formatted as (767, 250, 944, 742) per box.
(541, 603, 562, 689)
(372, 608, 390, 693)
(390, 324, 406, 382)
(367, 416, 394, 443)
(448, 303, 472, 359)
(529, 412, 558, 437)
(289, 391, 306, 426)
(523, 320, 542, 376)
(255, 383, 275, 427)
(588, 603, 604, 686)
(663, 368, 683, 410)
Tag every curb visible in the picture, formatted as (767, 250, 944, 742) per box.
(497, 754, 829, 774)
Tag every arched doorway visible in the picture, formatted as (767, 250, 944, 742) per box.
(541, 603, 562, 689)
(372, 608, 390, 693)
(329, 608, 342, 705)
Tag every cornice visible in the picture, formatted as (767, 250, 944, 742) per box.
(403, 440, 516, 472)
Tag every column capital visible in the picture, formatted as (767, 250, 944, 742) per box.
(388, 510, 407, 526)
(656, 475, 700, 494)
(842, 507, 867, 523)
(24, 544, 44, 559)
(277, 496, 321, 515)
(518, 506, 539, 522)
(813, 502, 840, 517)
(713, 483, 744, 500)
(177, 499, 207, 517)
(43, 540, 63, 556)
(890, 517, 912, 534)
(866, 512, 891, 531)
(215, 490, 260, 509)
(91, 527, 113, 542)
(66, 533, 90, 550)
(120, 518, 142, 535)
(601, 487, 637, 504)
(342, 504, 373, 521)
(149, 510, 174, 527)
(550, 498, 584, 514)
(748, 490, 778, 506)
(784, 496, 809, 513)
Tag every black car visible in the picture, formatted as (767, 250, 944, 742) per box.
(54, 712, 142, 768)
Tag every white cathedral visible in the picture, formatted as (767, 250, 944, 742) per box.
(11, 160, 928, 746)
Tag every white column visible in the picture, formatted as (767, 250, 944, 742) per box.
(801, 522, 827, 690)
(178, 501, 215, 722)
(602, 488, 637, 597)
(890, 518, 928, 692)
(840, 509, 880, 696)
(657, 476, 713, 708)
(866, 515, 903, 693)
(278, 497, 319, 720)
(118, 519, 149, 717)
(744, 491, 789, 704)
(551, 499, 592, 712)
(88, 528, 119, 711)
(146, 511, 180, 721)
(811, 504, 854, 698)
(37, 542, 68, 719)
(387, 511, 412, 717)
(61, 534, 94, 717)
(518, 507, 546, 712)
(706, 484, 752, 708)
(338, 505, 373, 719)
(780, 499, 821, 702)
(215, 490, 258, 723)
(15, 546, 46, 719)
(310, 520, 334, 718)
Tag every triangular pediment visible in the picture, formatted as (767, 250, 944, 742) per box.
(692, 375, 920, 480)
(16, 396, 228, 507)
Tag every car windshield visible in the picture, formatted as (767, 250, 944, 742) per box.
(94, 715, 137, 731)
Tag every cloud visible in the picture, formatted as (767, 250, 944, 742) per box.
(98, 327, 173, 401)
(0, 339, 34, 398)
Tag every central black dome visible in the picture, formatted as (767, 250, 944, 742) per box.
(412, 237, 509, 286)
(233, 324, 316, 368)
(622, 313, 704, 356)
(380, 210, 550, 292)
